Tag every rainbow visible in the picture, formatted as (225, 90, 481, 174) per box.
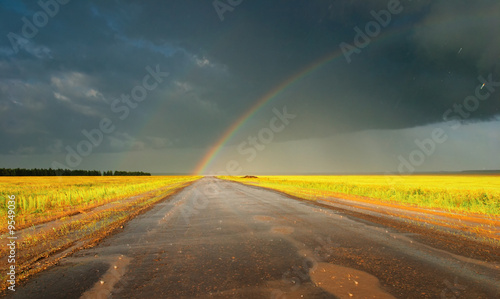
(191, 6, 473, 175)
(115, 8, 497, 174)
(192, 48, 347, 175)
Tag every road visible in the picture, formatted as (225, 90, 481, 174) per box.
(7, 177, 500, 298)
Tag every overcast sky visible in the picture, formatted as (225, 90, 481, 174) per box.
(1, 0, 499, 174)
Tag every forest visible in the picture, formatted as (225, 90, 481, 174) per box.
(0, 168, 151, 176)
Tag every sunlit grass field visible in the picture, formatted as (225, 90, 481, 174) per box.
(0, 176, 201, 288)
(0, 176, 200, 231)
(221, 175, 500, 215)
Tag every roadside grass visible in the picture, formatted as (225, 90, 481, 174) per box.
(220, 175, 500, 216)
(0, 176, 199, 231)
(0, 176, 200, 292)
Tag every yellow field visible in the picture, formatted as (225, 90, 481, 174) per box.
(0, 176, 200, 230)
(221, 175, 500, 215)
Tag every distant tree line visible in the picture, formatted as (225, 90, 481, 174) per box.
(0, 168, 151, 176)
(104, 170, 151, 176)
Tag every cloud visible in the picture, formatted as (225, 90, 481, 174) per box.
(208, 119, 500, 174)
(0, 0, 498, 173)
(413, 0, 500, 73)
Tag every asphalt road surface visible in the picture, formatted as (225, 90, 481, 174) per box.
(7, 177, 499, 298)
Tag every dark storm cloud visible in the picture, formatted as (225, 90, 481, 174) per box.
(0, 0, 498, 171)
(0, 0, 248, 155)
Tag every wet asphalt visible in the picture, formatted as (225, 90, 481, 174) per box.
(6, 177, 499, 298)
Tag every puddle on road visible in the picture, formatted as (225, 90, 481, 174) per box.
(253, 212, 394, 298)
(80, 255, 131, 299)
(310, 263, 395, 299)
